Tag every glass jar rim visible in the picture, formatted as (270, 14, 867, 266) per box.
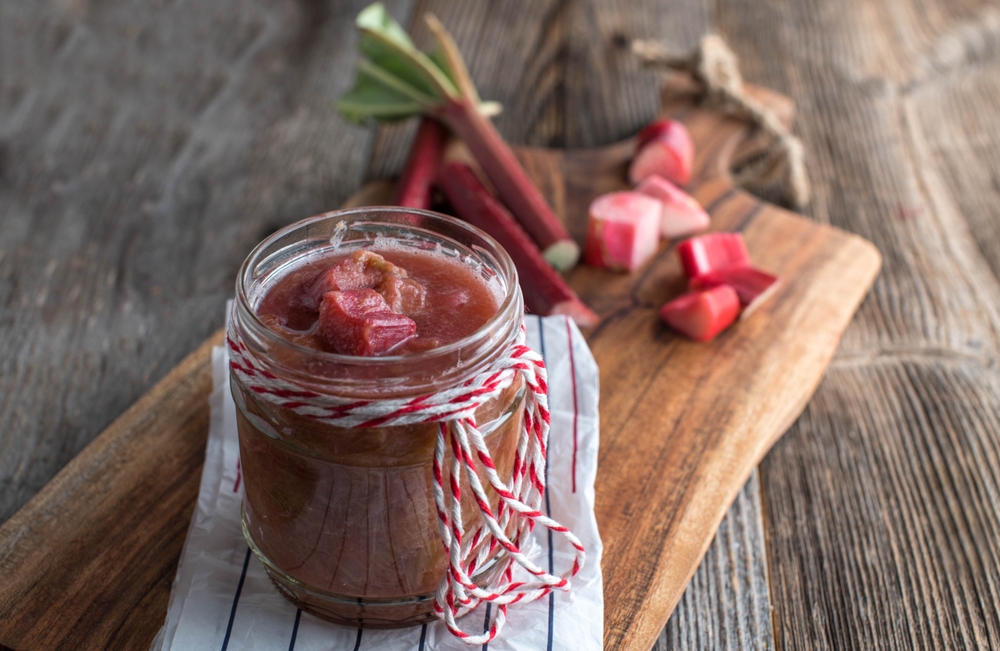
(233, 205, 523, 382)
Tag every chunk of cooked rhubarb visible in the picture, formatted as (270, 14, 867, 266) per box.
(676, 232, 751, 278)
(629, 119, 694, 186)
(635, 174, 710, 239)
(305, 250, 425, 314)
(583, 191, 662, 272)
(379, 274, 426, 313)
(316, 289, 416, 355)
(660, 285, 740, 342)
(258, 313, 316, 348)
(689, 266, 780, 319)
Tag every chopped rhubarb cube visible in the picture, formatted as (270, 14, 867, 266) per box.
(660, 285, 740, 342)
(629, 119, 694, 186)
(689, 266, 780, 318)
(636, 118, 691, 150)
(258, 313, 315, 348)
(316, 289, 416, 356)
(583, 191, 662, 272)
(635, 175, 710, 239)
(676, 232, 751, 278)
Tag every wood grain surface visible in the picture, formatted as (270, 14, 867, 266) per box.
(0, 332, 220, 648)
(658, 470, 775, 651)
(537, 112, 879, 651)
(0, 61, 878, 651)
(1, 0, 998, 650)
(346, 89, 881, 651)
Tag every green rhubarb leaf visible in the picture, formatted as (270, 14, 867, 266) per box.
(355, 2, 413, 50)
(338, 3, 501, 123)
(359, 35, 443, 101)
(427, 48, 456, 89)
(336, 68, 425, 123)
(355, 4, 456, 101)
(355, 60, 437, 106)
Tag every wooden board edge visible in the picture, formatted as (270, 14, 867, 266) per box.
(611, 221, 883, 651)
(0, 328, 223, 554)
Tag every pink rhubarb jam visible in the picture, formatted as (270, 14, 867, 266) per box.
(256, 249, 500, 356)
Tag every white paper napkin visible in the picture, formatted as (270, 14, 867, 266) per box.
(150, 314, 602, 651)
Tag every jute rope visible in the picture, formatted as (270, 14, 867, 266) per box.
(632, 34, 811, 208)
(227, 316, 584, 645)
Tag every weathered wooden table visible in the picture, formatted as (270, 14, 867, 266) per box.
(2, 1, 999, 649)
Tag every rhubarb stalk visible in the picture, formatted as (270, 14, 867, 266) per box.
(583, 191, 662, 272)
(436, 162, 598, 327)
(337, 3, 580, 271)
(393, 117, 449, 209)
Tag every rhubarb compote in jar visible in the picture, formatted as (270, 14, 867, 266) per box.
(227, 207, 527, 628)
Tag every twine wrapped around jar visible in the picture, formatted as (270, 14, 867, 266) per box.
(227, 317, 585, 645)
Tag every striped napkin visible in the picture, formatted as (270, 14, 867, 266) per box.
(150, 314, 603, 651)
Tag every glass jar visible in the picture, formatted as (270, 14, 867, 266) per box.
(228, 207, 526, 628)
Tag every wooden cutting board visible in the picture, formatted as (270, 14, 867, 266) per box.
(0, 81, 880, 651)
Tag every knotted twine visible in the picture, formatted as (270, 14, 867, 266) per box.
(226, 315, 585, 645)
(632, 34, 812, 208)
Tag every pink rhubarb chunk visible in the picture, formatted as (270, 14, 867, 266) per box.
(583, 191, 662, 272)
(635, 174, 710, 239)
(660, 285, 741, 342)
(305, 250, 425, 313)
(317, 289, 417, 356)
(689, 266, 781, 318)
(676, 232, 751, 278)
(629, 119, 694, 186)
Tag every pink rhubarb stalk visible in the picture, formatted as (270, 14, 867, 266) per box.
(394, 117, 449, 209)
(437, 99, 579, 270)
(437, 162, 599, 327)
(337, 7, 579, 270)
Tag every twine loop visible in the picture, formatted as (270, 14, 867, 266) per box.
(227, 314, 585, 645)
(633, 34, 812, 208)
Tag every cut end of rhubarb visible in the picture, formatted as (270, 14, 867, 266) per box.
(738, 275, 780, 320)
(635, 174, 710, 239)
(542, 239, 581, 272)
(636, 118, 692, 151)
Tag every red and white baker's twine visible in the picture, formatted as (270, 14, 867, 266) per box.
(226, 316, 585, 645)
